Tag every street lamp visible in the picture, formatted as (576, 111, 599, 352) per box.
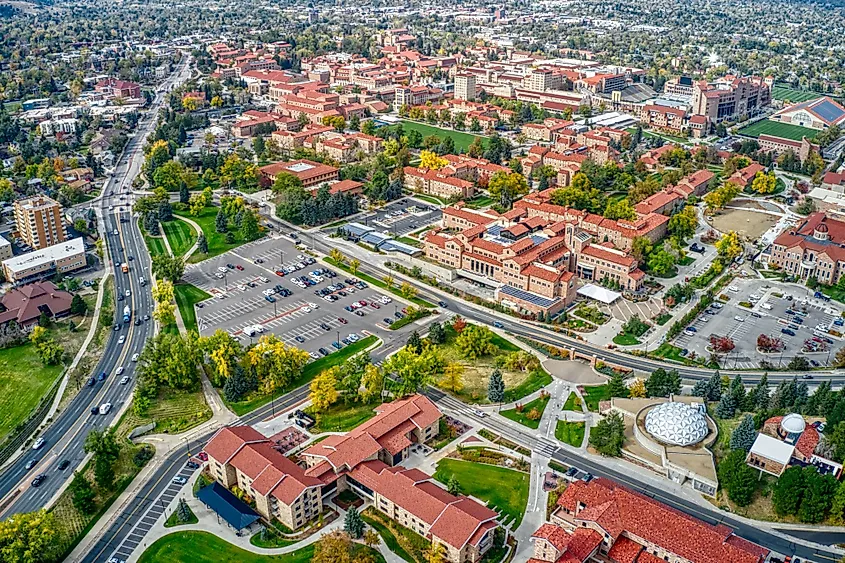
(336, 330, 340, 345)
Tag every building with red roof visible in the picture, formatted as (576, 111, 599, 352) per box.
(528, 477, 769, 563)
(0, 281, 73, 328)
(260, 159, 339, 188)
(727, 162, 766, 188)
(768, 212, 845, 285)
(747, 413, 842, 478)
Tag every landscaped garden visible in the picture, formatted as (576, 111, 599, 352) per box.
(173, 283, 210, 334)
(434, 457, 529, 527)
(555, 421, 586, 447)
(612, 315, 651, 346)
(174, 206, 248, 263)
(581, 384, 612, 412)
(500, 392, 550, 429)
(161, 217, 197, 258)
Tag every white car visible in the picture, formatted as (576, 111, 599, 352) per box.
(347, 287, 356, 293)
(259, 276, 269, 283)
(761, 303, 773, 310)
(297, 254, 306, 261)
(683, 329, 696, 336)
(381, 296, 392, 304)
(125, 289, 131, 297)
(262, 289, 275, 296)
(700, 316, 709, 322)
(120, 376, 130, 385)
(32, 438, 45, 450)
(237, 284, 247, 291)
(348, 334, 359, 342)
(711, 302, 723, 309)
(99, 403, 112, 415)
(118, 335, 126, 344)
(309, 302, 319, 309)
(215, 293, 226, 299)
(302, 307, 311, 313)
(323, 295, 333, 302)
(217, 266, 228, 273)
(116, 366, 124, 375)
(749, 294, 760, 301)
(728, 286, 739, 293)
(309, 352, 320, 360)
(214, 272, 224, 279)
(132, 353, 139, 362)
(734, 315, 745, 322)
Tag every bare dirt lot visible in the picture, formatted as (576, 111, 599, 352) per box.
(709, 208, 779, 240)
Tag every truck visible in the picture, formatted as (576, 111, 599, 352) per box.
(121, 263, 129, 274)
(123, 305, 131, 323)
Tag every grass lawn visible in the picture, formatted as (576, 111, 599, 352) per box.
(362, 507, 426, 563)
(399, 120, 486, 152)
(137, 531, 383, 563)
(118, 387, 211, 436)
(582, 384, 611, 412)
(174, 283, 210, 334)
(323, 257, 434, 308)
(555, 421, 586, 447)
(464, 195, 495, 209)
(654, 313, 672, 326)
(395, 236, 421, 248)
(410, 194, 447, 206)
(250, 529, 297, 549)
(162, 218, 197, 258)
(652, 342, 689, 364)
(0, 343, 64, 443)
(772, 84, 823, 103)
(612, 332, 641, 346)
(174, 207, 247, 264)
(500, 394, 550, 429)
(434, 458, 529, 527)
(226, 335, 379, 416)
(141, 227, 167, 257)
(308, 402, 376, 433)
(678, 255, 696, 266)
(562, 392, 580, 412)
(736, 120, 818, 142)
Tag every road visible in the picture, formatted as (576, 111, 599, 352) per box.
(0, 58, 191, 517)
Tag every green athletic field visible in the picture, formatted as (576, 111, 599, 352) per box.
(736, 119, 818, 141)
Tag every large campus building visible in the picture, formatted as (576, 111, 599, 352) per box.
(528, 478, 770, 563)
(422, 191, 671, 316)
(14, 195, 67, 250)
(768, 212, 845, 284)
(770, 96, 845, 131)
(691, 75, 772, 126)
(205, 395, 500, 562)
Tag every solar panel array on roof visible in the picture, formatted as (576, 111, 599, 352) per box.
(486, 225, 503, 236)
(530, 235, 548, 245)
(813, 100, 845, 123)
(498, 284, 559, 307)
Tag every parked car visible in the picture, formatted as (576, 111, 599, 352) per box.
(781, 328, 796, 336)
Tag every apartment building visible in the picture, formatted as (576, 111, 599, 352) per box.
(523, 68, 562, 92)
(640, 104, 688, 135)
(757, 134, 818, 162)
(455, 73, 477, 101)
(394, 85, 444, 109)
(259, 159, 339, 188)
(529, 478, 769, 563)
(3, 237, 86, 284)
(768, 212, 845, 284)
(204, 426, 324, 530)
(521, 118, 575, 143)
(633, 170, 715, 215)
(14, 196, 67, 250)
(691, 75, 772, 126)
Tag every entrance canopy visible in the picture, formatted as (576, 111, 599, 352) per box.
(197, 482, 260, 530)
(577, 284, 621, 305)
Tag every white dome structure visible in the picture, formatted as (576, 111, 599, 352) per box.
(644, 402, 709, 446)
(781, 413, 806, 435)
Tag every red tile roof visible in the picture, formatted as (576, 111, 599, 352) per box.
(0, 281, 72, 325)
(556, 479, 768, 563)
(606, 535, 644, 563)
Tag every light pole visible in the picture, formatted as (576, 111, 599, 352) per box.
(336, 330, 340, 345)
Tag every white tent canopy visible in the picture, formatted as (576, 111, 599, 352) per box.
(577, 284, 622, 305)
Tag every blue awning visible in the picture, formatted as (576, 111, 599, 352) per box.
(196, 482, 261, 530)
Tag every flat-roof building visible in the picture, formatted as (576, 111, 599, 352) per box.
(3, 237, 86, 284)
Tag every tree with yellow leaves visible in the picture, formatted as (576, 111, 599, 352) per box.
(419, 150, 448, 170)
(182, 96, 198, 111)
(383, 274, 394, 289)
(151, 279, 176, 326)
(359, 363, 384, 403)
(201, 329, 242, 385)
(210, 95, 223, 108)
(423, 541, 447, 563)
(330, 248, 345, 264)
(245, 334, 310, 394)
(703, 181, 740, 212)
(0, 509, 61, 563)
(750, 171, 777, 195)
(349, 259, 360, 276)
(629, 379, 647, 398)
(400, 281, 418, 300)
(440, 362, 465, 393)
(310, 367, 339, 413)
(715, 230, 744, 262)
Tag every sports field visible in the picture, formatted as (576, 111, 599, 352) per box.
(771, 85, 822, 103)
(398, 120, 486, 151)
(736, 119, 818, 141)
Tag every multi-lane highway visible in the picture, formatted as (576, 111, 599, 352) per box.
(0, 58, 190, 517)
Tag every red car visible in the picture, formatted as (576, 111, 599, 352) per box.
(338, 317, 348, 324)
(275, 270, 285, 276)
(371, 302, 381, 309)
(197, 452, 208, 461)
(235, 264, 244, 271)
(402, 307, 409, 314)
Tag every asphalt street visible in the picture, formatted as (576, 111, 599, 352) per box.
(0, 58, 190, 516)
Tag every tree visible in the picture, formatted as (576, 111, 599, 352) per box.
(310, 367, 339, 412)
(440, 363, 464, 393)
(0, 510, 61, 563)
(382, 274, 394, 289)
(715, 393, 737, 418)
(667, 205, 698, 240)
(706, 371, 723, 402)
(223, 365, 256, 403)
(360, 364, 384, 404)
(730, 415, 757, 452)
(419, 150, 448, 170)
(151, 253, 185, 283)
(829, 422, 845, 463)
(447, 475, 461, 495)
(83, 428, 121, 490)
(645, 368, 680, 398)
(455, 325, 496, 360)
(428, 321, 445, 344)
(799, 468, 838, 523)
(488, 171, 529, 208)
(718, 449, 757, 506)
(750, 171, 777, 194)
(330, 248, 345, 263)
(177, 498, 193, 523)
(344, 506, 364, 539)
(423, 542, 447, 563)
(399, 281, 417, 300)
(703, 181, 740, 212)
(382, 345, 444, 396)
(630, 237, 653, 266)
(488, 368, 505, 403)
(363, 529, 380, 550)
(70, 294, 88, 315)
(179, 183, 190, 204)
(590, 412, 625, 456)
(349, 259, 360, 276)
(196, 233, 208, 254)
(603, 198, 637, 221)
(715, 231, 743, 262)
(772, 466, 805, 516)
(312, 530, 354, 563)
(646, 248, 676, 277)
(629, 379, 647, 398)
(241, 209, 260, 241)
(137, 332, 202, 393)
(69, 472, 97, 515)
(215, 208, 228, 233)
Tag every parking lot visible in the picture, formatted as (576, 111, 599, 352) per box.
(182, 236, 419, 358)
(671, 278, 844, 368)
(350, 197, 442, 237)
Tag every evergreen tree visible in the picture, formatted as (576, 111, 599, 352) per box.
(406, 331, 422, 354)
(344, 506, 364, 539)
(715, 393, 737, 419)
(487, 368, 505, 403)
(427, 321, 445, 344)
(706, 371, 722, 402)
(718, 450, 757, 507)
(241, 210, 260, 241)
(197, 233, 208, 254)
(225, 231, 235, 244)
(447, 475, 461, 495)
(608, 372, 628, 398)
(730, 374, 746, 411)
(755, 372, 770, 411)
(215, 208, 228, 233)
(177, 498, 192, 523)
(730, 415, 757, 452)
(772, 466, 805, 516)
(798, 468, 837, 523)
(223, 366, 255, 402)
(158, 201, 173, 221)
(69, 472, 97, 515)
(691, 379, 709, 397)
(179, 183, 189, 204)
